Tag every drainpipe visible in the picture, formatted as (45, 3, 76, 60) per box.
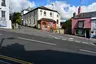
(85, 30, 86, 38)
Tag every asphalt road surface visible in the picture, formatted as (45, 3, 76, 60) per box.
(0, 30, 96, 64)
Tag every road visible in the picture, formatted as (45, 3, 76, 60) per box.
(0, 30, 96, 64)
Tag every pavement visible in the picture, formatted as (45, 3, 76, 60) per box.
(0, 27, 96, 64)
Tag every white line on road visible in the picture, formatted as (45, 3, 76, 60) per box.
(62, 39, 67, 40)
(54, 37, 60, 39)
(82, 42, 88, 44)
(68, 39, 74, 42)
(80, 49, 96, 54)
(49, 35, 61, 39)
(17, 37, 56, 46)
(75, 41, 80, 43)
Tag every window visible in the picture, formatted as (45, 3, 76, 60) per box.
(78, 21, 84, 28)
(1, 0, 6, 6)
(40, 10, 42, 15)
(76, 29, 85, 36)
(34, 18, 35, 24)
(44, 11, 46, 16)
(50, 12, 52, 17)
(1, 11, 5, 18)
(57, 19, 59, 24)
(57, 15, 58, 17)
(95, 22, 96, 27)
(30, 19, 31, 24)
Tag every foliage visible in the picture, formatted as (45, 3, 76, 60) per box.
(10, 12, 21, 24)
(61, 18, 72, 29)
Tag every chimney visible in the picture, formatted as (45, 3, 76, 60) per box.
(73, 12, 76, 17)
(78, 6, 81, 14)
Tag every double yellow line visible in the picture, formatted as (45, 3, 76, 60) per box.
(0, 55, 32, 64)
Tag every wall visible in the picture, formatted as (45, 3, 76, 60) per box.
(72, 18, 91, 34)
(91, 19, 96, 36)
(0, 0, 11, 29)
(23, 9, 38, 27)
(38, 9, 61, 28)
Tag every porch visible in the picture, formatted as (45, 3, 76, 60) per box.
(37, 18, 56, 31)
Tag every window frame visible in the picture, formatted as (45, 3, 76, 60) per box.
(1, 0, 6, 6)
(44, 11, 46, 16)
(1, 11, 6, 18)
(57, 19, 59, 24)
(50, 12, 52, 17)
(40, 10, 42, 15)
(77, 21, 84, 28)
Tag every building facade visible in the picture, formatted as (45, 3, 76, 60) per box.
(0, 0, 11, 29)
(91, 17, 96, 37)
(72, 11, 96, 38)
(23, 6, 61, 31)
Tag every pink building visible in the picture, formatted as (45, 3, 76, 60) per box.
(72, 17, 91, 38)
(71, 11, 96, 38)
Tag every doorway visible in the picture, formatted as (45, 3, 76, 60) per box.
(86, 29, 90, 38)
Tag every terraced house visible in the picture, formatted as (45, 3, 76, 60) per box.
(72, 11, 96, 38)
(0, 0, 11, 29)
(22, 6, 61, 31)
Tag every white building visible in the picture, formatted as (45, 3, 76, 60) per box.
(23, 6, 61, 31)
(21, 7, 34, 25)
(91, 17, 96, 37)
(0, 0, 11, 29)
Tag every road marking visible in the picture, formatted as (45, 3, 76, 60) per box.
(62, 39, 67, 40)
(68, 39, 74, 42)
(82, 42, 88, 44)
(54, 37, 60, 39)
(89, 43, 96, 46)
(80, 49, 96, 54)
(18, 37, 56, 46)
(49, 35, 61, 39)
(69, 38, 74, 40)
(75, 41, 80, 43)
(0, 55, 32, 64)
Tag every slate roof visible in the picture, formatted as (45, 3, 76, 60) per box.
(74, 11, 96, 18)
(24, 6, 59, 15)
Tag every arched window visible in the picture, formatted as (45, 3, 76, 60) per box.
(57, 15, 58, 17)
(40, 10, 42, 15)
(44, 11, 46, 16)
(50, 12, 52, 17)
(57, 19, 59, 24)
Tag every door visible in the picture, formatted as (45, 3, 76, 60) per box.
(86, 29, 90, 38)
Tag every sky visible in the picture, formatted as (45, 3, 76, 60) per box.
(9, 0, 96, 20)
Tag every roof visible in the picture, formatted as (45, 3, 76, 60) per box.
(74, 11, 96, 19)
(21, 8, 34, 12)
(24, 6, 59, 15)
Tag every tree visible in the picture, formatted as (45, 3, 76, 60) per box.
(62, 18, 72, 29)
(11, 12, 21, 24)
(61, 18, 72, 34)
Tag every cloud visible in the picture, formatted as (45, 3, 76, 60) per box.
(9, 0, 36, 12)
(46, 1, 96, 19)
